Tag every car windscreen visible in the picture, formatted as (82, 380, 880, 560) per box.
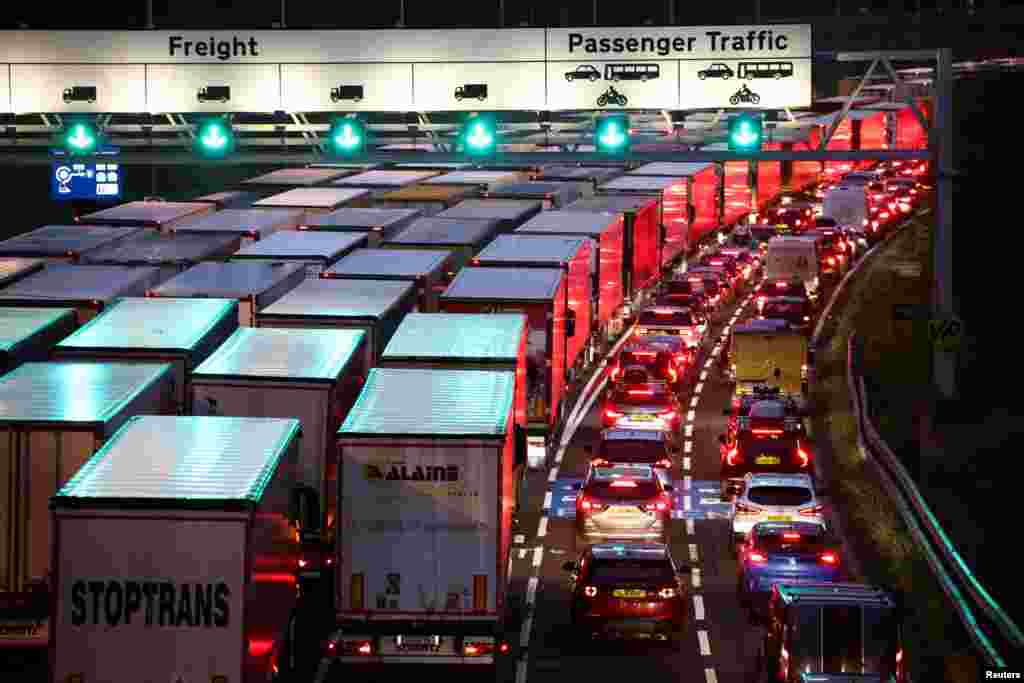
(587, 480, 660, 499)
(610, 388, 672, 406)
(762, 302, 807, 316)
(590, 560, 675, 583)
(639, 310, 694, 326)
(600, 441, 667, 462)
(747, 486, 812, 506)
(621, 350, 667, 367)
(657, 294, 699, 309)
(748, 401, 787, 419)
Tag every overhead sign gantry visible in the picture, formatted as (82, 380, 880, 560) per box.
(0, 25, 812, 114)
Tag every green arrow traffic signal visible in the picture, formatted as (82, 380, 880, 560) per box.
(63, 120, 100, 155)
(327, 118, 367, 155)
(594, 114, 630, 154)
(195, 118, 235, 157)
(460, 115, 497, 156)
(728, 113, 763, 153)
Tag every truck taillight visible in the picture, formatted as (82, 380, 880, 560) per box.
(463, 641, 495, 656)
(350, 573, 365, 610)
(473, 574, 487, 611)
(324, 639, 338, 657)
(726, 448, 741, 466)
(583, 585, 598, 597)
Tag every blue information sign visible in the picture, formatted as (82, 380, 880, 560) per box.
(51, 161, 122, 201)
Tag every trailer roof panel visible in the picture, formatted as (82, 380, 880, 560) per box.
(303, 207, 422, 230)
(0, 307, 76, 353)
(567, 195, 659, 212)
(79, 231, 241, 266)
(629, 162, 715, 177)
(258, 277, 414, 319)
(80, 202, 212, 227)
(377, 184, 478, 202)
(475, 234, 587, 264)
(232, 230, 366, 260)
(0, 258, 44, 287)
(193, 327, 365, 381)
(0, 264, 162, 302)
(0, 225, 145, 258)
(487, 181, 576, 196)
(172, 208, 305, 234)
(424, 171, 524, 185)
(0, 361, 172, 426)
(442, 266, 563, 302)
(190, 190, 261, 208)
(515, 210, 619, 236)
(150, 261, 305, 298)
(242, 167, 350, 186)
(600, 175, 679, 191)
(56, 298, 237, 352)
(252, 187, 370, 210)
(324, 248, 451, 279)
(54, 415, 301, 505)
(435, 199, 542, 222)
(332, 169, 440, 187)
(540, 166, 623, 181)
(382, 313, 526, 362)
(386, 216, 501, 247)
(339, 368, 513, 437)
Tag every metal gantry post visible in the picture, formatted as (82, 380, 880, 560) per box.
(933, 47, 956, 398)
(145, 0, 154, 28)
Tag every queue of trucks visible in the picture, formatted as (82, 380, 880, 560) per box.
(0, 157, 853, 682)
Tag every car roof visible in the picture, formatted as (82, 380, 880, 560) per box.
(591, 463, 657, 481)
(590, 543, 669, 560)
(611, 381, 671, 394)
(745, 473, 814, 488)
(601, 428, 667, 442)
(762, 296, 808, 304)
(628, 335, 685, 348)
(774, 582, 897, 608)
(641, 305, 691, 314)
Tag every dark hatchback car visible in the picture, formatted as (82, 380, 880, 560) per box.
(563, 543, 690, 645)
(589, 428, 675, 486)
(758, 295, 814, 334)
(718, 431, 813, 500)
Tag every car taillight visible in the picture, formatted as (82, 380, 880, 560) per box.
(674, 352, 688, 364)
(735, 501, 759, 515)
(611, 367, 622, 381)
(645, 496, 670, 512)
(324, 639, 338, 657)
(747, 550, 768, 563)
(499, 642, 510, 654)
(464, 642, 494, 656)
(799, 504, 824, 516)
(782, 532, 801, 540)
(726, 448, 741, 466)
(591, 458, 610, 467)
(909, 189, 917, 195)
(827, 257, 835, 265)
(605, 409, 623, 419)
(666, 367, 678, 383)
(752, 428, 783, 437)
(658, 409, 677, 421)
(656, 458, 672, 469)
(584, 585, 598, 597)
(819, 552, 839, 565)
(880, 211, 890, 219)
(298, 558, 308, 568)
(797, 448, 810, 467)
(326, 557, 334, 566)
(657, 587, 677, 599)
(580, 497, 595, 510)
(358, 642, 372, 655)
(862, 218, 869, 226)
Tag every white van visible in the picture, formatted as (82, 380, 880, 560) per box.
(823, 184, 870, 231)
(764, 236, 820, 299)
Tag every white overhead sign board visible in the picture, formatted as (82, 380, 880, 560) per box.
(0, 26, 810, 114)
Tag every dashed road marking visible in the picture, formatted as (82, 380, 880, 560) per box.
(698, 629, 712, 656)
(519, 548, 527, 560)
(699, 370, 708, 382)
(695, 381, 704, 393)
(694, 595, 705, 621)
(689, 543, 700, 563)
(684, 475, 692, 490)
(684, 424, 694, 437)
(686, 519, 695, 535)
(704, 359, 714, 369)
(516, 661, 528, 683)
(690, 396, 700, 408)
(526, 576, 539, 606)
(537, 517, 548, 538)
(683, 456, 691, 470)
(520, 615, 534, 647)
(705, 667, 718, 683)
(532, 546, 544, 568)
(687, 409, 696, 422)
(684, 440, 693, 454)
(514, 534, 525, 544)
(691, 566, 701, 588)
(542, 491, 552, 511)
(547, 467, 559, 483)
(683, 496, 692, 512)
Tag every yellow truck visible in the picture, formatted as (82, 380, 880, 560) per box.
(727, 319, 808, 402)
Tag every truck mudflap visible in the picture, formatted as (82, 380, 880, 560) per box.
(0, 590, 49, 648)
(320, 617, 512, 670)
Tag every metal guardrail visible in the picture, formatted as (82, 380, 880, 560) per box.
(847, 336, 1024, 669)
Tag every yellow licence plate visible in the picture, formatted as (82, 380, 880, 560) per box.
(630, 414, 655, 421)
(767, 515, 791, 521)
(756, 456, 781, 465)
(613, 589, 648, 599)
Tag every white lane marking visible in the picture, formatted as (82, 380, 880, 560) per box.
(686, 410, 696, 422)
(526, 576, 539, 606)
(689, 543, 700, 563)
(520, 615, 533, 648)
(548, 467, 559, 483)
(686, 518, 695, 535)
(684, 475, 692, 490)
(691, 566, 701, 588)
(694, 595, 705, 621)
(508, 556, 514, 578)
(542, 491, 552, 510)
(514, 534, 525, 545)
(683, 456, 691, 470)
(698, 630, 712, 656)
(704, 359, 713, 369)
(705, 667, 718, 683)
(684, 440, 693, 453)
(516, 661, 529, 683)
(554, 449, 564, 465)
(699, 370, 708, 382)
(683, 496, 692, 512)
(695, 382, 704, 394)
(532, 546, 544, 568)
(690, 396, 700, 408)
(519, 548, 527, 560)
(537, 517, 548, 538)
(684, 424, 693, 437)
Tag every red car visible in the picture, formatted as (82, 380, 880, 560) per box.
(610, 339, 692, 391)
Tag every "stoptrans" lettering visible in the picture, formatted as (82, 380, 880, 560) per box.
(70, 579, 230, 628)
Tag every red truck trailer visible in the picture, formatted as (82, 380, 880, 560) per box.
(625, 161, 722, 257)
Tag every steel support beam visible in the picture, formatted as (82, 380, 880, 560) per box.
(933, 47, 956, 399)
(819, 58, 880, 150)
(879, 56, 932, 135)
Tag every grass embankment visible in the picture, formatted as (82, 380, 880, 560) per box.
(810, 215, 981, 683)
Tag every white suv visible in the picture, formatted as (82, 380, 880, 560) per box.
(731, 473, 825, 545)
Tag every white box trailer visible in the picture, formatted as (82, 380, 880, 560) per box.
(242, 167, 354, 189)
(332, 368, 523, 669)
(51, 297, 240, 413)
(147, 261, 306, 327)
(424, 170, 529, 191)
(383, 216, 503, 274)
(322, 248, 453, 313)
(0, 362, 176, 648)
(0, 226, 146, 264)
(256, 278, 416, 367)
(0, 307, 77, 374)
(230, 230, 368, 278)
(823, 184, 871, 231)
(191, 327, 368, 526)
(252, 188, 373, 215)
(79, 201, 215, 232)
(0, 258, 45, 288)
(435, 199, 543, 234)
(372, 185, 480, 217)
(538, 165, 625, 197)
(0, 264, 166, 324)
(171, 208, 307, 243)
(330, 169, 442, 191)
(78, 230, 242, 282)
(298, 207, 423, 247)
(482, 181, 581, 210)
(50, 415, 315, 683)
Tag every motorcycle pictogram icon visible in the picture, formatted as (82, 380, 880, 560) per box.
(729, 84, 761, 105)
(597, 86, 628, 107)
